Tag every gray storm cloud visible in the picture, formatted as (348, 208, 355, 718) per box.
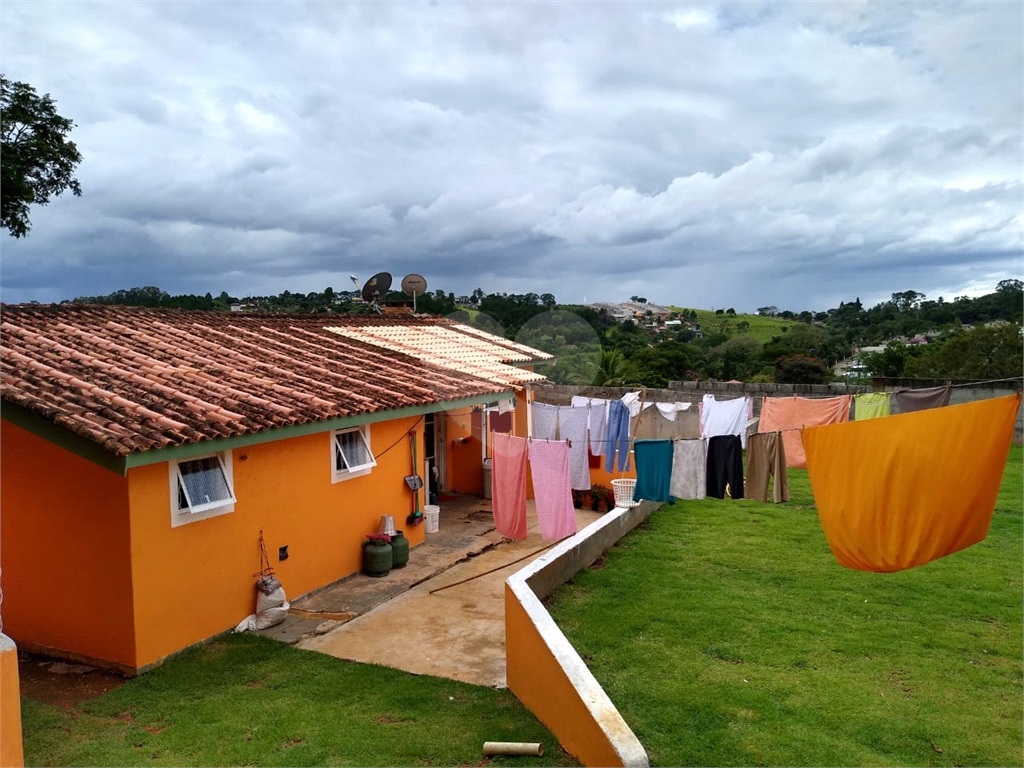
(1, 1, 1020, 311)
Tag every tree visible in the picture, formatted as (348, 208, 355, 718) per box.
(592, 349, 630, 386)
(1, 75, 83, 238)
(757, 306, 778, 317)
(774, 354, 830, 384)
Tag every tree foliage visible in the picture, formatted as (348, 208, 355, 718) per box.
(1, 75, 83, 238)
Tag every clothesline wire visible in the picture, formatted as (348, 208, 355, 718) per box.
(370, 415, 425, 461)
(948, 376, 1023, 389)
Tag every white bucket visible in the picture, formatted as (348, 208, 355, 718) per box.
(424, 504, 440, 534)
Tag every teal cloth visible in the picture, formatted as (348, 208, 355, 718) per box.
(632, 439, 675, 503)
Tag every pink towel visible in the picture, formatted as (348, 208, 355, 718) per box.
(491, 433, 528, 540)
(527, 440, 577, 541)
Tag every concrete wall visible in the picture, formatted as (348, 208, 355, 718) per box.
(506, 501, 659, 768)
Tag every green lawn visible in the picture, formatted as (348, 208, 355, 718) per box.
(549, 447, 1023, 767)
(672, 307, 799, 344)
(22, 635, 578, 767)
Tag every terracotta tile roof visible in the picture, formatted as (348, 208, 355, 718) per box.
(325, 324, 548, 386)
(0, 305, 549, 457)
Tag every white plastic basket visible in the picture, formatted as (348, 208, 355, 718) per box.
(612, 479, 639, 508)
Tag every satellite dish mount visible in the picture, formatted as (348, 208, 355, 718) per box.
(401, 273, 428, 313)
(361, 272, 392, 314)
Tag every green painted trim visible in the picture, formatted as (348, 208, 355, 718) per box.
(0, 402, 128, 475)
(123, 391, 513, 469)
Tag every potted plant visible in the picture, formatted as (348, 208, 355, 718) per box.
(572, 488, 592, 509)
(590, 484, 612, 512)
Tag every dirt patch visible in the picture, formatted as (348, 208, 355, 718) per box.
(589, 555, 607, 570)
(18, 651, 128, 709)
(143, 721, 171, 734)
(282, 737, 304, 748)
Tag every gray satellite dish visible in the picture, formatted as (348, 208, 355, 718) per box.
(401, 274, 428, 312)
(362, 272, 392, 313)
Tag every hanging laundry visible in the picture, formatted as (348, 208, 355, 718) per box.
(706, 435, 744, 499)
(893, 383, 952, 414)
(489, 410, 513, 434)
(853, 392, 890, 420)
(556, 405, 592, 491)
(604, 399, 632, 472)
(670, 438, 707, 500)
(490, 433, 528, 540)
(758, 395, 852, 469)
(632, 440, 675, 503)
(497, 397, 515, 414)
(745, 431, 789, 503)
(571, 396, 609, 456)
(531, 401, 559, 440)
(634, 403, 701, 440)
(527, 440, 577, 541)
(701, 394, 751, 448)
(803, 393, 1021, 573)
(655, 401, 692, 421)
(621, 391, 643, 418)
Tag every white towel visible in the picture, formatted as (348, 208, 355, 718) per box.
(571, 396, 609, 456)
(532, 402, 559, 440)
(671, 439, 707, 500)
(557, 405, 592, 491)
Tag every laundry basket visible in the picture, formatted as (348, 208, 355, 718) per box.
(611, 478, 639, 508)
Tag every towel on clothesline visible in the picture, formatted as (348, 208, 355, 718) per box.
(491, 433, 528, 540)
(571, 396, 609, 456)
(670, 439, 707, 500)
(556, 405, 591, 491)
(893, 383, 952, 414)
(632, 439, 675, 503)
(853, 392, 890, 421)
(527, 439, 577, 541)
(758, 395, 852, 469)
(804, 393, 1021, 573)
(531, 401, 559, 440)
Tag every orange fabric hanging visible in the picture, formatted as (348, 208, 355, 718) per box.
(803, 393, 1021, 573)
(758, 395, 852, 469)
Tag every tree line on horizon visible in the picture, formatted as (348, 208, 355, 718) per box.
(69, 279, 1023, 385)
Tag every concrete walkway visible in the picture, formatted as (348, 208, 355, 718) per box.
(298, 500, 601, 688)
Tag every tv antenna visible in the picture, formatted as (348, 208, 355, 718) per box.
(401, 273, 428, 313)
(361, 272, 392, 314)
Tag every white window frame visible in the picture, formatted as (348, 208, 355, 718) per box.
(169, 450, 236, 528)
(332, 425, 376, 483)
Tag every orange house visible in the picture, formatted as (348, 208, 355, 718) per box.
(0, 305, 549, 675)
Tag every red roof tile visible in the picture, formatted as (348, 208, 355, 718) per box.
(0, 305, 546, 457)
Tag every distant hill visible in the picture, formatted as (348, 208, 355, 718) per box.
(671, 307, 800, 344)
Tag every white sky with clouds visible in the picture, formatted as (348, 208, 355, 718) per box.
(1, 1, 1021, 312)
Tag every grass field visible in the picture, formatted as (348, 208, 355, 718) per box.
(671, 307, 800, 344)
(22, 635, 578, 767)
(549, 447, 1023, 767)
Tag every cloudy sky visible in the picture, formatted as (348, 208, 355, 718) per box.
(2, 1, 1021, 312)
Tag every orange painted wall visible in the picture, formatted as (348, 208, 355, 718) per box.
(0, 420, 137, 669)
(1, 635, 24, 768)
(505, 586, 624, 767)
(127, 417, 426, 669)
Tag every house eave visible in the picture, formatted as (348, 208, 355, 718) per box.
(2, 390, 517, 475)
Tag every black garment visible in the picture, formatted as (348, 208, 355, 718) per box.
(706, 435, 744, 499)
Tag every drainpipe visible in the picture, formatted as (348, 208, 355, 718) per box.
(526, 385, 534, 438)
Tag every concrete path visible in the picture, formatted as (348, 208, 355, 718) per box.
(298, 503, 601, 688)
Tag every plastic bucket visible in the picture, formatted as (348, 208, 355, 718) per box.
(612, 479, 640, 508)
(424, 504, 440, 534)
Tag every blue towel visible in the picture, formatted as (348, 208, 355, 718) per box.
(632, 439, 675, 503)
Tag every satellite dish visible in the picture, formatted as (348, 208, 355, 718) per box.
(401, 274, 427, 297)
(361, 272, 392, 313)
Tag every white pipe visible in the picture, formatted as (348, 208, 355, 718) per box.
(526, 385, 534, 438)
(483, 742, 543, 757)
